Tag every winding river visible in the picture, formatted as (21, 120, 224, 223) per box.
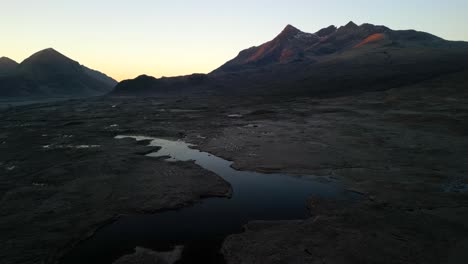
(62, 136, 357, 263)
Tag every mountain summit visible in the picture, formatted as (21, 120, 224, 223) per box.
(277, 24, 302, 39)
(20, 48, 76, 69)
(216, 24, 321, 71)
(342, 21, 359, 29)
(0, 57, 19, 76)
(18, 48, 84, 80)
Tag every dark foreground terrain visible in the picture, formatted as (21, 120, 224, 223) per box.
(1, 70, 468, 264)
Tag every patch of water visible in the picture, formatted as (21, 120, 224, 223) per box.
(62, 136, 358, 264)
(444, 179, 468, 193)
(157, 109, 202, 113)
(42, 145, 101, 149)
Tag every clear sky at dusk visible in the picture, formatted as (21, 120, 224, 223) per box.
(1, 0, 467, 81)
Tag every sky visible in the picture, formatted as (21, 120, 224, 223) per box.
(1, 0, 468, 81)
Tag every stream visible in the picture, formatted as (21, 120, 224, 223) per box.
(62, 135, 358, 263)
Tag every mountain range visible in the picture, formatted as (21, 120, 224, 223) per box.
(0, 49, 117, 97)
(2, 22, 468, 98)
(112, 22, 468, 96)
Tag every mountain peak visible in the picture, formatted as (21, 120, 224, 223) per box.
(315, 25, 337, 37)
(22, 48, 76, 67)
(336, 21, 360, 34)
(344, 21, 358, 28)
(276, 24, 301, 39)
(33, 48, 63, 57)
(0, 56, 19, 76)
(18, 48, 83, 80)
(283, 24, 299, 32)
(0, 56, 18, 64)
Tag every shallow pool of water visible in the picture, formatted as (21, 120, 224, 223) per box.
(62, 136, 357, 263)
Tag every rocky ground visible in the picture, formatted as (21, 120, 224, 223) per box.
(216, 72, 468, 264)
(0, 101, 231, 264)
(114, 247, 184, 264)
(1, 70, 468, 263)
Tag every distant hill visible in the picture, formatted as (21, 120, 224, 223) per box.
(111, 22, 468, 96)
(0, 48, 117, 97)
(0, 57, 19, 77)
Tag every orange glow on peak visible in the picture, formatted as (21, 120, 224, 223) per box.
(354, 33, 386, 48)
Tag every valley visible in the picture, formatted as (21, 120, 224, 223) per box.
(1, 20, 468, 264)
(1, 69, 468, 263)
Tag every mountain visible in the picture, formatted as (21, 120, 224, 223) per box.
(115, 74, 210, 96)
(215, 21, 450, 72)
(111, 22, 468, 97)
(0, 57, 19, 77)
(214, 24, 320, 72)
(0, 48, 117, 97)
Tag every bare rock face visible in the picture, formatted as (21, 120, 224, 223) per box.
(113, 247, 184, 264)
